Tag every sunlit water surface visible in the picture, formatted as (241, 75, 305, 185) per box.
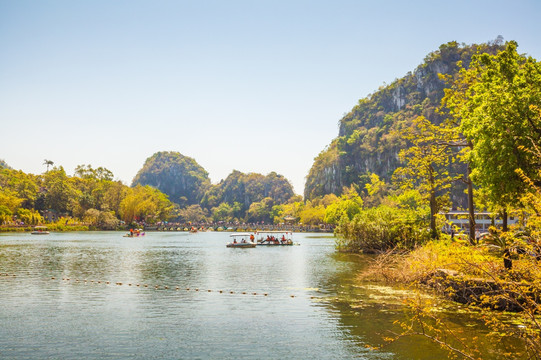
(0, 232, 523, 359)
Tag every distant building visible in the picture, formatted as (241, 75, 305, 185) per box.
(442, 211, 519, 233)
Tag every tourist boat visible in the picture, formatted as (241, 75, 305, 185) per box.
(31, 226, 49, 235)
(256, 231, 293, 246)
(124, 229, 145, 237)
(226, 233, 256, 248)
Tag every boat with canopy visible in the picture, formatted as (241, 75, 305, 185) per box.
(226, 233, 256, 248)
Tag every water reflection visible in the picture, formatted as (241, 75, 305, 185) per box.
(0, 231, 526, 359)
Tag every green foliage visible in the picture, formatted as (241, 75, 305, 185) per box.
(305, 40, 504, 207)
(75, 164, 114, 181)
(202, 170, 295, 221)
(245, 197, 275, 223)
(119, 185, 175, 224)
(299, 203, 325, 225)
(178, 204, 208, 223)
(16, 208, 43, 225)
(83, 208, 119, 229)
(393, 116, 459, 238)
(324, 186, 363, 224)
(132, 151, 210, 205)
(335, 205, 431, 253)
(211, 202, 235, 223)
(444, 41, 541, 209)
(0, 205, 13, 224)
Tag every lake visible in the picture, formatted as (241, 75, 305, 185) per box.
(0, 231, 524, 359)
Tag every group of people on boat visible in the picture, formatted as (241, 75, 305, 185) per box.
(264, 234, 290, 245)
(232, 234, 255, 244)
(127, 228, 145, 237)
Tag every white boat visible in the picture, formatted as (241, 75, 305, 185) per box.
(256, 231, 293, 246)
(226, 233, 256, 248)
(31, 226, 49, 235)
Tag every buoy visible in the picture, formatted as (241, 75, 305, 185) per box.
(144, 284, 148, 287)
(164, 286, 169, 289)
(106, 281, 110, 284)
(51, 277, 55, 280)
(207, 289, 211, 292)
(264, 293, 268, 296)
(195, 288, 199, 291)
(252, 293, 257, 295)
(136, 284, 140, 287)
(176, 286, 179, 290)
(230, 291, 234, 294)
(290, 295, 295, 298)
(242, 292, 246, 295)
(128, 283, 132, 286)
(97, 281, 101, 284)
(186, 288, 190, 291)
(219, 290, 223, 293)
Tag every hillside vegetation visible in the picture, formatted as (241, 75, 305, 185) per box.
(305, 39, 504, 208)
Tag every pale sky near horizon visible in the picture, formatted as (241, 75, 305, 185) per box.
(1, 0, 540, 195)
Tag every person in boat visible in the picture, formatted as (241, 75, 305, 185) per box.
(233, 239, 237, 244)
(250, 234, 255, 242)
(130, 229, 134, 236)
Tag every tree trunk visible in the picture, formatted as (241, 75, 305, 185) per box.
(467, 165, 476, 245)
(429, 167, 438, 239)
(503, 248, 512, 269)
(502, 208, 508, 232)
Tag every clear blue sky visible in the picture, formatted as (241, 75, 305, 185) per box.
(1, 0, 540, 195)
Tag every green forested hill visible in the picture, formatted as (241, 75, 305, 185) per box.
(304, 40, 504, 206)
(132, 151, 295, 222)
(201, 170, 294, 213)
(132, 151, 211, 206)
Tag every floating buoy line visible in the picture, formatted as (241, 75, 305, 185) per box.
(3, 273, 314, 299)
(50, 276, 280, 297)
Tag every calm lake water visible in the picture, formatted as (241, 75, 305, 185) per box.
(0, 231, 524, 359)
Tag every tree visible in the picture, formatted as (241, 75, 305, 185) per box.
(75, 164, 114, 181)
(444, 41, 541, 228)
(324, 186, 363, 225)
(178, 204, 208, 223)
(43, 159, 54, 172)
(42, 167, 78, 214)
(119, 185, 174, 224)
(245, 197, 275, 223)
(393, 116, 458, 239)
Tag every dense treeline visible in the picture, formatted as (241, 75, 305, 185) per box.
(0, 153, 302, 227)
(0, 163, 175, 228)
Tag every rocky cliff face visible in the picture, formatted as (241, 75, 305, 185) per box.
(305, 40, 504, 205)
